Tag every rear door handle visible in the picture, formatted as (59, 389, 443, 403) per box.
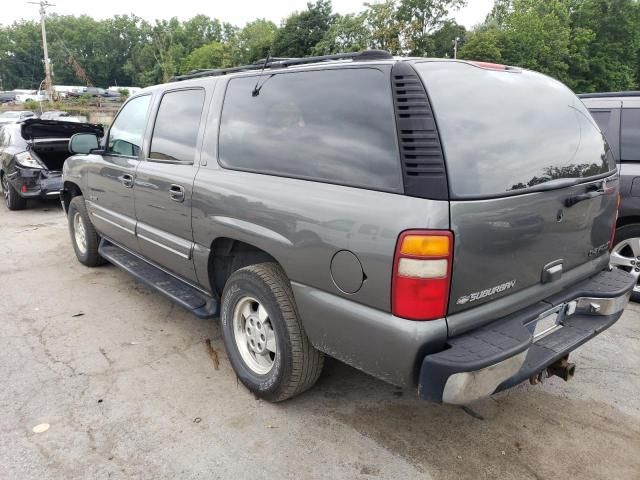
(169, 184, 185, 203)
(119, 173, 134, 188)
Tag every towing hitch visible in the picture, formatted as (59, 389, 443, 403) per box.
(547, 357, 576, 381)
(529, 356, 576, 385)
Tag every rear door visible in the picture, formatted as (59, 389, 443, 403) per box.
(415, 61, 618, 316)
(134, 88, 207, 283)
(87, 94, 151, 252)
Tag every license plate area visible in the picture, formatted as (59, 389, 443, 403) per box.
(528, 306, 564, 341)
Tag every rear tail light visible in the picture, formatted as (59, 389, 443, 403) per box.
(609, 192, 621, 251)
(392, 230, 453, 320)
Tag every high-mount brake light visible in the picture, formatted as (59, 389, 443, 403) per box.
(469, 61, 509, 71)
(392, 231, 453, 321)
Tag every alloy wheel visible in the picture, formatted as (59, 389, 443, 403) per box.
(232, 296, 277, 375)
(73, 212, 88, 255)
(610, 238, 640, 293)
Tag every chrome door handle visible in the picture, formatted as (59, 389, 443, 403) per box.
(119, 173, 134, 188)
(169, 184, 185, 202)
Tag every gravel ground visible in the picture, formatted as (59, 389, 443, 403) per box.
(1, 200, 639, 480)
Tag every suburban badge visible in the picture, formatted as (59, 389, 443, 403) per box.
(456, 280, 517, 305)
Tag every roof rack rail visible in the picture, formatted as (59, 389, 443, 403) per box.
(169, 49, 393, 82)
(578, 91, 640, 99)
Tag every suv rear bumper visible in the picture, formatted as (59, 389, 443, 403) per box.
(8, 167, 62, 199)
(418, 268, 634, 404)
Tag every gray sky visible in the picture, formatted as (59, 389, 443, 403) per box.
(5, 0, 494, 29)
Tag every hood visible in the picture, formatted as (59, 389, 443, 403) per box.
(21, 118, 103, 140)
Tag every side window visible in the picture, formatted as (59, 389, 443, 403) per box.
(621, 108, 640, 161)
(590, 110, 611, 138)
(149, 89, 205, 163)
(218, 68, 402, 192)
(107, 95, 152, 157)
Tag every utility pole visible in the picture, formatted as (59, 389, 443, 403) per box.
(452, 37, 460, 59)
(28, 0, 55, 98)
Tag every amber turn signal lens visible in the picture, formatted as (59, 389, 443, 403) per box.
(400, 235, 450, 257)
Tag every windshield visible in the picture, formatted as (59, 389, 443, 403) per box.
(415, 61, 615, 198)
(1, 112, 22, 118)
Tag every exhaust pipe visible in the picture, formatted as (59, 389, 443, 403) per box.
(547, 357, 576, 381)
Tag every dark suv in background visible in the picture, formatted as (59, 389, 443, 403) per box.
(580, 92, 640, 299)
(60, 51, 633, 404)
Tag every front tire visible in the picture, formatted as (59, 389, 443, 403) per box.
(68, 196, 105, 267)
(610, 224, 640, 302)
(2, 173, 27, 211)
(220, 263, 324, 402)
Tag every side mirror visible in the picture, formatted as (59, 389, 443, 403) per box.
(69, 132, 99, 154)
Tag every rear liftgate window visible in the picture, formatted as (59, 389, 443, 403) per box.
(218, 68, 403, 193)
(414, 62, 615, 198)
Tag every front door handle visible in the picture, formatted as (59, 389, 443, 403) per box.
(119, 173, 134, 188)
(169, 184, 185, 203)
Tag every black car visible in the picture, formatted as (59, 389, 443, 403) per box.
(0, 119, 103, 210)
(580, 92, 640, 299)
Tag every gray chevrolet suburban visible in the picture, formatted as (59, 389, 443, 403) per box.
(61, 51, 634, 404)
(580, 92, 640, 300)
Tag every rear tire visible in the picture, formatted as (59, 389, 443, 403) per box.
(2, 174, 27, 211)
(611, 224, 640, 302)
(220, 263, 324, 402)
(68, 196, 105, 267)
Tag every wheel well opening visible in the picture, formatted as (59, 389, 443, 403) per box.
(62, 181, 82, 212)
(209, 238, 278, 298)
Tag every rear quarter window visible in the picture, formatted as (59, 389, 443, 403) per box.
(415, 62, 615, 198)
(218, 68, 402, 193)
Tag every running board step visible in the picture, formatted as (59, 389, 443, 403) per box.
(99, 239, 218, 319)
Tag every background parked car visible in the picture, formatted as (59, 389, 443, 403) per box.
(0, 111, 37, 125)
(0, 118, 103, 210)
(0, 92, 17, 104)
(15, 90, 49, 103)
(40, 110, 70, 120)
(581, 92, 640, 300)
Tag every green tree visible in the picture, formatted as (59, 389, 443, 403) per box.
(272, 0, 336, 57)
(182, 41, 233, 71)
(429, 20, 467, 57)
(570, 0, 640, 92)
(458, 26, 504, 62)
(396, 0, 467, 55)
(229, 19, 278, 65)
(313, 14, 370, 54)
(364, 0, 402, 54)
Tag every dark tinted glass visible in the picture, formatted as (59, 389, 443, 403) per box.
(219, 68, 402, 192)
(621, 108, 640, 161)
(150, 89, 205, 163)
(108, 95, 151, 157)
(590, 110, 611, 138)
(416, 62, 615, 198)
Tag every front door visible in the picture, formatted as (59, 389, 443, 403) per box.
(134, 88, 206, 283)
(87, 94, 152, 252)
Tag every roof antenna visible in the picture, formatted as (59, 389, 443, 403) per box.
(252, 49, 272, 97)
